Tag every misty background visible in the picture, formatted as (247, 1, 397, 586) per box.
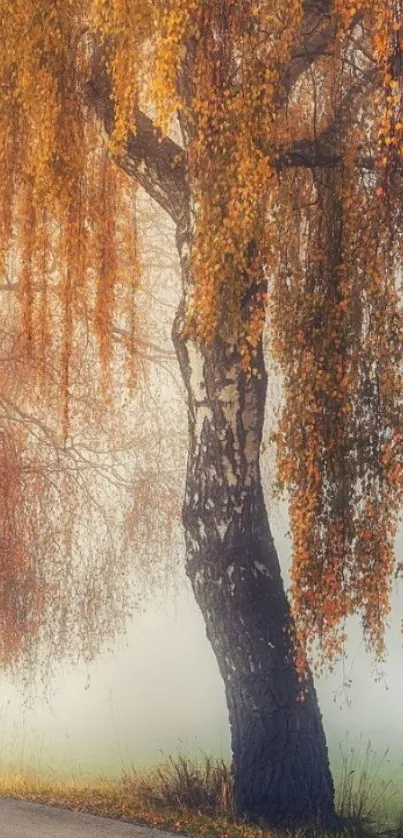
(0, 504, 401, 787)
(0, 199, 401, 810)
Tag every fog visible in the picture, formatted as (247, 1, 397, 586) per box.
(0, 504, 402, 794)
(0, 206, 401, 806)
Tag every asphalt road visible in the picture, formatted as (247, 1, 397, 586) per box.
(0, 799, 180, 838)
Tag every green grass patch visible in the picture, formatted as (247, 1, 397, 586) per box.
(0, 744, 401, 838)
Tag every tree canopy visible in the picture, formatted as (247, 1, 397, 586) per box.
(0, 0, 403, 673)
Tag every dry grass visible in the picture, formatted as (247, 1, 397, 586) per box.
(0, 761, 278, 838)
(0, 747, 400, 838)
(335, 739, 403, 837)
(121, 754, 235, 818)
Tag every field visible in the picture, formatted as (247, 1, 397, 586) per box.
(0, 743, 401, 837)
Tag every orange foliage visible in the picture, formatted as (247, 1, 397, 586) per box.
(0, 0, 403, 673)
(269, 38, 403, 669)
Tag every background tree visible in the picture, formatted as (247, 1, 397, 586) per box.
(0, 0, 402, 830)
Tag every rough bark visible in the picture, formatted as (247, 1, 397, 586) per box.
(172, 222, 339, 830)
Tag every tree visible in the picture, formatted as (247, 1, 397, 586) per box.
(0, 0, 402, 830)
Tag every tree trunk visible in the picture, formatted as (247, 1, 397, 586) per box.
(172, 229, 339, 831)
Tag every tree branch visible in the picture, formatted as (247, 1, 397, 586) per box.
(274, 65, 378, 172)
(275, 145, 377, 172)
(281, 0, 335, 97)
(84, 61, 188, 225)
(83, 15, 377, 221)
(281, 2, 366, 98)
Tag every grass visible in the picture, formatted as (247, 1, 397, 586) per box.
(0, 744, 401, 838)
(334, 739, 403, 837)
